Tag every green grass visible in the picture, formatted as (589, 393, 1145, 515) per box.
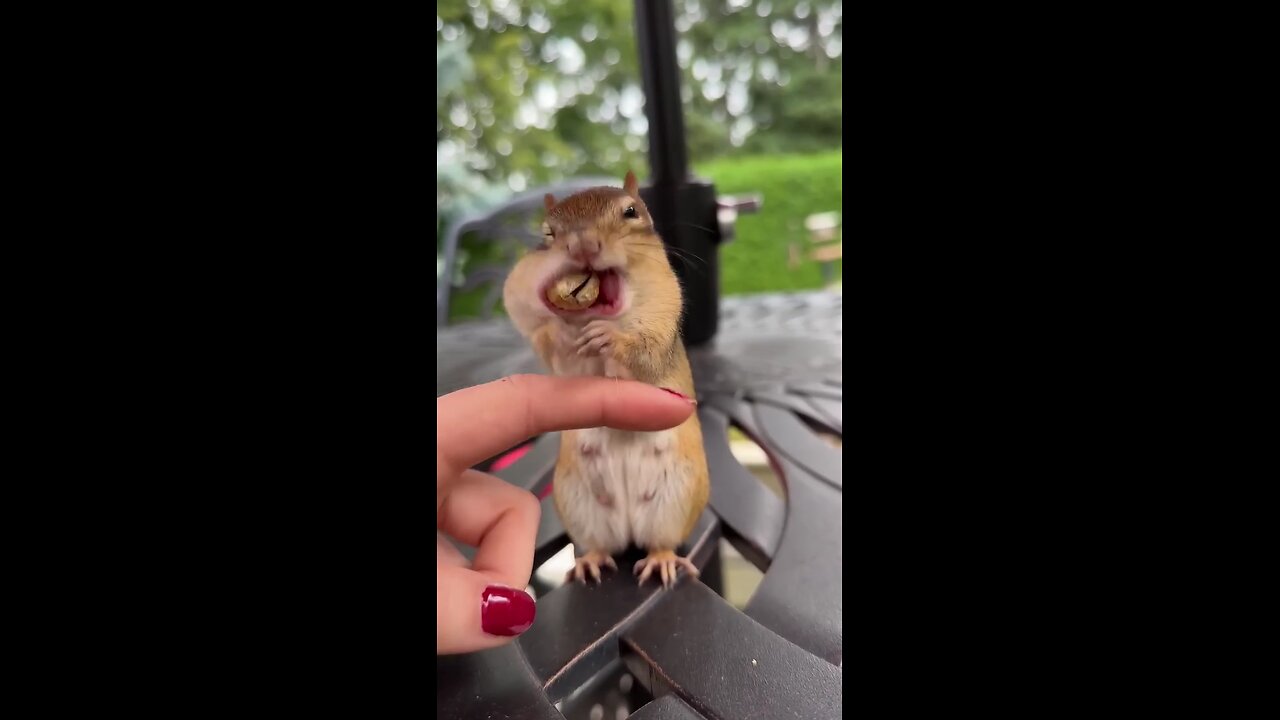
(696, 150, 842, 295)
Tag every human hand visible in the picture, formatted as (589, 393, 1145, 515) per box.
(436, 374, 696, 654)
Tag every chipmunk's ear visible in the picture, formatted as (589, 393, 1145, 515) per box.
(543, 193, 556, 211)
(623, 170, 639, 197)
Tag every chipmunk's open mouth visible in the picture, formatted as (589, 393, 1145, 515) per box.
(541, 268, 624, 317)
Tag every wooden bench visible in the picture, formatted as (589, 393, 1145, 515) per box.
(790, 211, 842, 284)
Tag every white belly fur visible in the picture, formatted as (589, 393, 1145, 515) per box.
(557, 426, 690, 554)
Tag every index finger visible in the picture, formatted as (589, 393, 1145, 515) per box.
(437, 374, 695, 478)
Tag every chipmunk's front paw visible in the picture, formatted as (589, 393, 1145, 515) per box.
(576, 320, 622, 357)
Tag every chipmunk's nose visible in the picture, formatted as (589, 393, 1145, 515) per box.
(566, 231, 601, 265)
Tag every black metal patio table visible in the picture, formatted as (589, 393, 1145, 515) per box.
(435, 290, 842, 719)
(437, 2, 842, 717)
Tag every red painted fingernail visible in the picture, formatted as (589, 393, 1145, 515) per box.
(660, 387, 697, 404)
(481, 585, 535, 636)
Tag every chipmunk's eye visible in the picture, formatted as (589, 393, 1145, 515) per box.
(623, 205, 638, 219)
(532, 224, 554, 251)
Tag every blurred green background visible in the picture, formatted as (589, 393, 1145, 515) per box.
(697, 150, 842, 295)
(439, 0, 842, 322)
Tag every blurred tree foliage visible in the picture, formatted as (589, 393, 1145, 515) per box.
(676, 0, 844, 159)
(437, 0, 842, 245)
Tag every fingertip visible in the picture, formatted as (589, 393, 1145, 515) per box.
(659, 387, 698, 405)
(607, 382, 697, 431)
(437, 566, 537, 655)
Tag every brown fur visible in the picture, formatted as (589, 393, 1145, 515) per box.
(501, 171, 710, 582)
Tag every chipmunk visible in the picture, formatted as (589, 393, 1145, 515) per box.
(501, 171, 709, 589)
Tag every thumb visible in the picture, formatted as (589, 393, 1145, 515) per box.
(437, 563, 537, 655)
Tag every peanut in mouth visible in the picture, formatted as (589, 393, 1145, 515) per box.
(546, 271, 600, 310)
